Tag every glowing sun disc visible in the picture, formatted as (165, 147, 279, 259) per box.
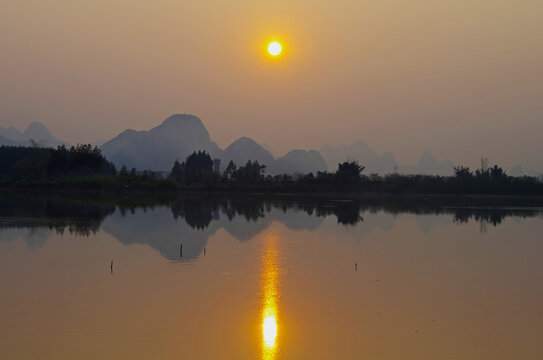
(268, 41, 282, 56)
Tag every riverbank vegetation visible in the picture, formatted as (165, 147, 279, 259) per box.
(1, 146, 542, 196)
(0, 145, 177, 192)
(168, 151, 543, 196)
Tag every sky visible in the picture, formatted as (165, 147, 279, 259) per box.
(1, 0, 542, 170)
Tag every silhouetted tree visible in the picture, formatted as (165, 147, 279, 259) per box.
(454, 166, 472, 178)
(232, 161, 266, 184)
(335, 161, 365, 186)
(119, 165, 129, 177)
(186, 151, 213, 172)
(223, 160, 237, 181)
(0, 145, 115, 178)
(490, 165, 506, 179)
(167, 151, 215, 185)
(169, 159, 184, 182)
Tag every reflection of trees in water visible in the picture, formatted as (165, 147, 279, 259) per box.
(0, 194, 541, 236)
(167, 197, 365, 229)
(0, 195, 115, 236)
(453, 209, 507, 226)
(167, 196, 542, 230)
(312, 202, 364, 226)
(452, 207, 540, 232)
(171, 199, 216, 230)
(222, 198, 268, 222)
(170, 197, 268, 229)
(0, 218, 105, 237)
(172, 197, 542, 229)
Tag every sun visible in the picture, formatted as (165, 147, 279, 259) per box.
(268, 41, 282, 56)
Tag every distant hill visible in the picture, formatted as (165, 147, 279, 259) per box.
(321, 140, 377, 167)
(509, 165, 543, 179)
(0, 122, 68, 148)
(101, 114, 223, 170)
(261, 143, 277, 157)
(221, 138, 327, 175)
(400, 151, 455, 176)
(0, 134, 18, 146)
(275, 150, 328, 174)
(100, 114, 328, 174)
(222, 137, 275, 170)
(320, 140, 398, 174)
(0, 126, 25, 142)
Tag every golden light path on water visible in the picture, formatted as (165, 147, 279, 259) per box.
(261, 231, 280, 360)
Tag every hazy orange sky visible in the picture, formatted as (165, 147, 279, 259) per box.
(1, 0, 542, 170)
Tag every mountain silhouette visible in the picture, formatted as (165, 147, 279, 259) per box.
(24, 122, 54, 141)
(275, 149, 328, 174)
(321, 140, 458, 175)
(400, 151, 455, 175)
(222, 138, 327, 174)
(0, 121, 68, 147)
(222, 136, 275, 169)
(0, 126, 26, 142)
(0, 134, 18, 146)
(101, 207, 220, 262)
(100, 114, 328, 174)
(101, 114, 223, 170)
(320, 140, 398, 174)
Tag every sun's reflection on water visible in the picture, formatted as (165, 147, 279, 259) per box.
(261, 232, 280, 360)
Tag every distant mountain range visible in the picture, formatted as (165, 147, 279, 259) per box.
(0, 122, 68, 148)
(100, 114, 328, 175)
(320, 140, 456, 176)
(320, 140, 399, 174)
(1, 116, 540, 177)
(0, 134, 18, 147)
(320, 141, 543, 178)
(508, 165, 541, 178)
(100, 114, 459, 175)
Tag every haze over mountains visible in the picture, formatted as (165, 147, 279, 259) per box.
(0, 122, 68, 148)
(1, 115, 541, 177)
(320, 141, 456, 176)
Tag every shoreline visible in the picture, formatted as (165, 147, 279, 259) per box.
(2, 187, 543, 207)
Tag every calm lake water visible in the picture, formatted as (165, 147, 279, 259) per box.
(1, 194, 542, 359)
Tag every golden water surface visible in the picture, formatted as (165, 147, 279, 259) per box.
(0, 207, 543, 359)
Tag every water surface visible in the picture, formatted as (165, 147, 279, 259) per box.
(1, 195, 542, 359)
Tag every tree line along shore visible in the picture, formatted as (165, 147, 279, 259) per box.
(0, 145, 542, 196)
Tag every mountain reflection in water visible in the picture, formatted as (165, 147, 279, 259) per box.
(0, 194, 541, 262)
